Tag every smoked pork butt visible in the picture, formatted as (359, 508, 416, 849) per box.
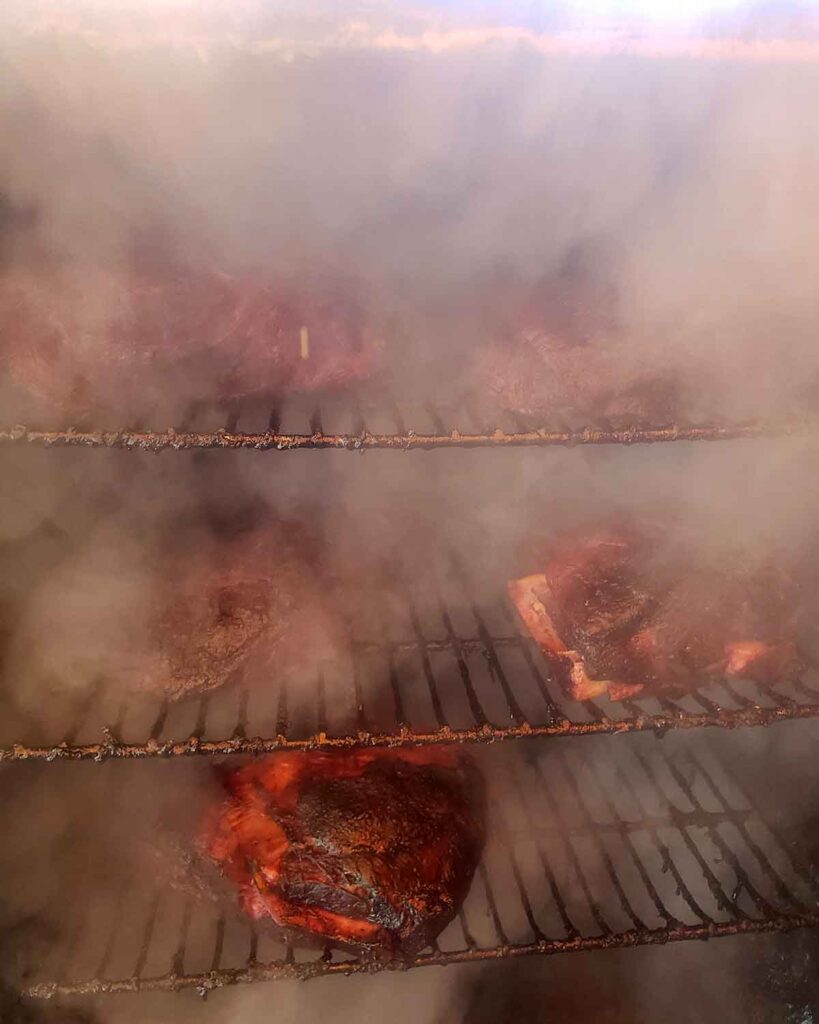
(203, 748, 486, 955)
(150, 524, 342, 700)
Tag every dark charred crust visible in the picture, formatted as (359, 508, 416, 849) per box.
(274, 882, 375, 922)
(206, 750, 485, 953)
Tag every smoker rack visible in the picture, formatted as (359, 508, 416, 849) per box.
(0, 392, 808, 452)
(20, 733, 819, 999)
(4, 399, 819, 1006)
(4, 564, 819, 763)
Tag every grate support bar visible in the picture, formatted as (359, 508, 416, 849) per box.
(4, 699, 819, 763)
(25, 913, 819, 999)
(0, 420, 808, 453)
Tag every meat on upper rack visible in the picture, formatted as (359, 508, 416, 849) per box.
(0, 250, 382, 419)
(472, 265, 678, 427)
(202, 747, 486, 955)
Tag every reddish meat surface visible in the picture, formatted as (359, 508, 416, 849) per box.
(149, 524, 344, 700)
(203, 748, 485, 954)
(508, 526, 804, 701)
(12, 521, 342, 703)
(473, 268, 678, 425)
(476, 333, 678, 425)
(0, 256, 381, 417)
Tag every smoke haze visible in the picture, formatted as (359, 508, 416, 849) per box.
(4, 1, 819, 415)
(2, 2, 819, 1022)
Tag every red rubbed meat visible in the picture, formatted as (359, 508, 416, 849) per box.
(508, 526, 804, 701)
(203, 748, 485, 954)
(476, 334, 678, 425)
(149, 524, 344, 701)
(472, 268, 678, 425)
(12, 521, 343, 703)
(0, 258, 381, 416)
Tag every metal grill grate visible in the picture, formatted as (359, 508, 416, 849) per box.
(4, 564, 819, 763)
(21, 734, 819, 999)
(0, 393, 808, 452)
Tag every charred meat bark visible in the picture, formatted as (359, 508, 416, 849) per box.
(203, 748, 485, 955)
(508, 527, 804, 701)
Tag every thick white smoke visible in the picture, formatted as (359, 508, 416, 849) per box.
(2, 3, 819, 1023)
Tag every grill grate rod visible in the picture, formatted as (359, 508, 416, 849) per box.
(678, 748, 810, 913)
(210, 917, 225, 973)
(0, 419, 808, 453)
(171, 902, 193, 978)
(25, 915, 819, 999)
(492, 816, 548, 943)
(4, 698, 819, 763)
(630, 750, 746, 919)
(491, 599, 566, 724)
(550, 753, 647, 930)
(476, 863, 509, 946)
(560, 751, 667, 927)
(579, 750, 701, 926)
(519, 753, 612, 936)
(657, 751, 776, 916)
(404, 593, 449, 729)
(501, 760, 580, 939)
(436, 594, 491, 728)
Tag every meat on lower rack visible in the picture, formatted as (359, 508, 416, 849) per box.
(508, 525, 805, 701)
(202, 748, 486, 955)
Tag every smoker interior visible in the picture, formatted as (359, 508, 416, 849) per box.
(10, 731, 817, 1000)
(3, 556, 819, 763)
(0, 393, 803, 452)
(2, 416, 819, 1009)
(3, 15, 819, 1018)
